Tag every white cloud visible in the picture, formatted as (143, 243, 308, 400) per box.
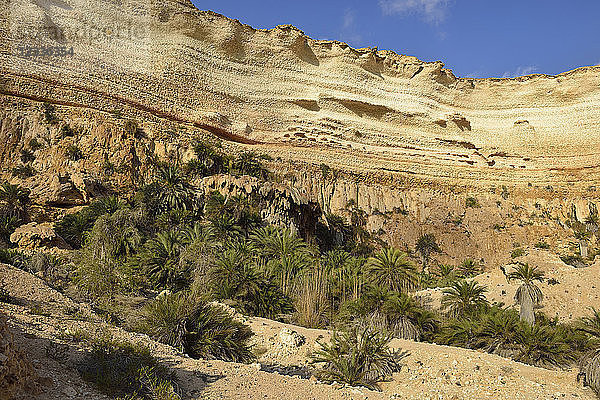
(379, 0, 450, 24)
(502, 65, 538, 78)
(340, 8, 363, 47)
(342, 9, 355, 29)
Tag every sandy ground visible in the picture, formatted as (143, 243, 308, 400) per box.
(418, 251, 600, 322)
(1, 263, 596, 399)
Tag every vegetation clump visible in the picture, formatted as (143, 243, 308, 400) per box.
(78, 336, 180, 400)
(140, 292, 255, 363)
(311, 326, 403, 390)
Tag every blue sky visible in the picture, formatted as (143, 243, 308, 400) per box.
(191, 0, 600, 78)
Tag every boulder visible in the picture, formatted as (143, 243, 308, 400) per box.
(9, 222, 71, 250)
(278, 328, 305, 348)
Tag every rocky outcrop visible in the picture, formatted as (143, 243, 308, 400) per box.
(2, 0, 600, 188)
(200, 174, 320, 239)
(9, 222, 70, 250)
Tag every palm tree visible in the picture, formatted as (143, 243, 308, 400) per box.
(435, 318, 477, 348)
(577, 308, 600, 339)
(383, 293, 430, 340)
(580, 348, 600, 396)
(507, 262, 544, 324)
(231, 151, 269, 179)
(515, 323, 574, 368)
(139, 230, 188, 290)
(441, 280, 489, 318)
(154, 164, 194, 212)
(208, 213, 242, 241)
(475, 308, 522, 357)
(141, 291, 255, 362)
(322, 249, 358, 305)
(366, 248, 418, 293)
(311, 326, 402, 390)
(457, 258, 480, 278)
(415, 233, 441, 273)
(210, 249, 262, 305)
(0, 182, 30, 221)
(250, 227, 311, 294)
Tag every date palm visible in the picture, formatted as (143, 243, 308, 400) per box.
(580, 348, 600, 396)
(250, 227, 311, 294)
(458, 258, 480, 278)
(0, 182, 30, 221)
(507, 262, 544, 324)
(154, 165, 194, 212)
(441, 280, 489, 318)
(139, 229, 188, 290)
(475, 308, 522, 357)
(311, 326, 402, 390)
(382, 293, 426, 340)
(415, 233, 441, 273)
(515, 323, 574, 368)
(366, 248, 418, 293)
(576, 308, 600, 342)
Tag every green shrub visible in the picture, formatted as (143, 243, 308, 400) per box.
(140, 292, 255, 363)
(78, 336, 180, 400)
(60, 124, 76, 137)
(11, 164, 35, 178)
(20, 149, 35, 163)
(0, 249, 30, 270)
(56, 196, 128, 249)
(457, 258, 480, 278)
(311, 326, 403, 390)
(0, 286, 11, 303)
(66, 144, 83, 161)
(534, 241, 550, 249)
(124, 120, 139, 137)
(435, 307, 581, 368)
(511, 248, 526, 259)
(465, 197, 480, 208)
(560, 254, 587, 268)
(42, 102, 59, 125)
(28, 138, 43, 151)
(0, 214, 20, 243)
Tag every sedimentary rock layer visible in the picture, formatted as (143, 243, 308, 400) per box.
(2, 0, 600, 188)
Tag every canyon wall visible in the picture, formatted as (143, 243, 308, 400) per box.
(1, 0, 599, 266)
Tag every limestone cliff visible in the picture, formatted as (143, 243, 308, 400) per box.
(1, 0, 599, 267)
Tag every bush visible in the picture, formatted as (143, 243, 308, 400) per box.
(534, 241, 550, 249)
(311, 326, 403, 390)
(140, 292, 255, 363)
(60, 124, 77, 137)
(11, 164, 35, 178)
(511, 248, 526, 259)
(0, 214, 20, 243)
(0, 249, 30, 270)
(435, 307, 581, 368)
(66, 144, 83, 161)
(0, 286, 11, 303)
(74, 209, 143, 298)
(465, 197, 480, 208)
(20, 149, 35, 163)
(28, 138, 43, 151)
(78, 336, 180, 400)
(42, 102, 59, 125)
(56, 196, 128, 249)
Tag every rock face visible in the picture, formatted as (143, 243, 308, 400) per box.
(3, 0, 600, 187)
(10, 222, 70, 250)
(1, 0, 599, 267)
(200, 174, 320, 239)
